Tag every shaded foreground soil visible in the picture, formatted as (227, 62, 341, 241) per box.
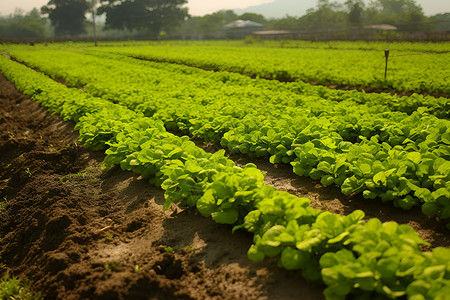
(0, 71, 448, 299)
(0, 73, 325, 299)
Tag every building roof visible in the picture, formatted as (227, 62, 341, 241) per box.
(225, 20, 265, 29)
(364, 24, 398, 30)
(253, 30, 297, 35)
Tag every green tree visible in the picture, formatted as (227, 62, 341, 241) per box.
(296, 1, 346, 31)
(196, 10, 237, 35)
(345, 0, 364, 27)
(269, 16, 301, 30)
(367, 0, 427, 32)
(177, 16, 201, 36)
(173, 10, 239, 37)
(238, 13, 267, 24)
(41, 0, 90, 36)
(375, 0, 421, 15)
(0, 8, 47, 38)
(430, 13, 450, 32)
(98, 0, 188, 36)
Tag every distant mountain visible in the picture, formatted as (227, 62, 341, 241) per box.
(233, 0, 449, 19)
(234, 0, 317, 19)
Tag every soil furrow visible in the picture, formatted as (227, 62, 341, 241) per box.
(0, 72, 324, 299)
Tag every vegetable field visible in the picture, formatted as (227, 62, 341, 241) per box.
(93, 40, 450, 94)
(0, 41, 449, 299)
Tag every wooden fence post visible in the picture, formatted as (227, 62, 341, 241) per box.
(384, 49, 389, 80)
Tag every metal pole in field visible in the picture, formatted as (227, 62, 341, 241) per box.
(384, 49, 389, 80)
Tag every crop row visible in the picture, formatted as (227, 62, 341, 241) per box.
(1, 53, 449, 300)
(96, 40, 450, 53)
(92, 41, 450, 94)
(6, 47, 450, 228)
(8, 46, 449, 119)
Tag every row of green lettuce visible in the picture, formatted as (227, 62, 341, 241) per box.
(1, 54, 449, 300)
(90, 41, 450, 95)
(7, 45, 450, 119)
(6, 47, 450, 228)
(94, 40, 450, 53)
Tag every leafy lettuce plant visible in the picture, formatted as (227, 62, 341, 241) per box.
(160, 149, 236, 210)
(319, 219, 437, 299)
(196, 164, 265, 224)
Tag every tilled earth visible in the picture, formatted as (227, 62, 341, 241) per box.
(0, 71, 448, 299)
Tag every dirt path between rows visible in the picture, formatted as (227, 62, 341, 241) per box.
(0, 70, 448, 299)
(0, 73, 326, 299)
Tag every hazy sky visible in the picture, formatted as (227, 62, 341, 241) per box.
(0, 0, 448, 17)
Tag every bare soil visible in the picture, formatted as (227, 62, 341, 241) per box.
(0, 71, 448, 300)
(0, 73, 325, 299)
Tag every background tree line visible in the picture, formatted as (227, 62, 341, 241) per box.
(0, 0, 448, 39)
(0, 8, 48, 38)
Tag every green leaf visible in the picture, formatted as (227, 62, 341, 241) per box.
(359, 163, 372, 175)
(261, 225, 286, 247)
(354, 271, 377, 291)
(414, 188, 432, 202)
(421, 202, 438, 217)
(196, 189, 216, 217)
(406, 152, 422, 164)
(296, 236, 323, 251)
(211, 208, 239, 224)
(341, 176, 364, 195)
(321, 175, 335, 186)
(344, 210, 365, 226)
(421, 265, 445, 281)
(328, 232, 350, 244)
(163, 198, 173, 211)
(381, 285, 407, 298)
(377, 257, 399, 282)
(309, 168, 324, 180)
(366, 218, 382, 231)
(280, 247, 308, 270)
(363, 190, 378, 199)
(317, 161, 332, 173)
(397, 195, 417, 210)
(248, 244, 264, 262)
(433, 188, 450, 206)
(236, 210, 261, 233)
(373, 171, 387, 185)
(431, 247, 450, 265)
(321, 267, 340, 285)
(277, 232, 295, 244)
(381, 221, 399, 236)
(406, 280, 430, 299)
(320, 251, 350, 268)
(441, 131, 450, 145)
